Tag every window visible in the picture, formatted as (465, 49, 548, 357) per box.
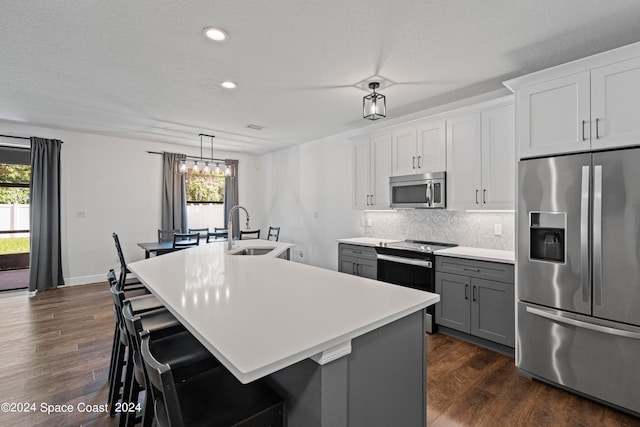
(186, 168, 225, 204)
(0, 163, 30, 205)
(185, 168, 226, 230)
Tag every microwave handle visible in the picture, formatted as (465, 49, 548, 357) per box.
(426, 181, 432, 206)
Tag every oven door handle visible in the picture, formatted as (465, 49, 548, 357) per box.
(377, 254, 432, 268)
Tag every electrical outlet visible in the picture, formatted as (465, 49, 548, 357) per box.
(299, 250, 304, 258)
(367, 218, 373, 227)
(494, 224, 502, 236)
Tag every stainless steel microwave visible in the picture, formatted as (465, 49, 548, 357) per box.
(389, 172, 446, 209)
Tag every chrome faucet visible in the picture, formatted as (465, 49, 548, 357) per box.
(227, 205, 250, 250)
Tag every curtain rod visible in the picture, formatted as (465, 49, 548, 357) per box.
(146, 150, 227, 163)
(0, 134, 64, 143)
(0, 134, 29, 140)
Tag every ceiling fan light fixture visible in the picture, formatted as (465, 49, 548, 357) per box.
(363, 82, 386, 120)
(203, 27, 228, 42)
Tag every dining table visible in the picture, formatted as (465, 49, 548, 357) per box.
(137, 234, 227, 258)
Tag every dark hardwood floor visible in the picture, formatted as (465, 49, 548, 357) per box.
(0, 283, 638, 426)
(427, 333, 640, 426)
(0, 283, 117, 426)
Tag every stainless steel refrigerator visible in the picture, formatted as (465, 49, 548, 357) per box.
(517, 149, 640, 415)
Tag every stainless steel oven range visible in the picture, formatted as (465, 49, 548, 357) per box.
(376, 240, 457, 333)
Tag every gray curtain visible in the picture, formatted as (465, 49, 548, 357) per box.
(161, 152, 187, 233)
(29, 137, 64, 292)
(224, 159, 239, 237)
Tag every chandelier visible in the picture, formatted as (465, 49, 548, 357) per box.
(176, 134, 229, 176)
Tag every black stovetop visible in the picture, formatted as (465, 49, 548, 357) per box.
(377, 239, 457, 254)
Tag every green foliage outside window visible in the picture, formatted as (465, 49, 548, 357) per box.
(0, 164, 30, 204)
(186, 169, 225, 203)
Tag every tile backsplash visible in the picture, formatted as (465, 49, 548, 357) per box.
(364, 210, 515, 251)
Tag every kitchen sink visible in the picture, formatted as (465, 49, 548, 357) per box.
(230, 247, 275, 256)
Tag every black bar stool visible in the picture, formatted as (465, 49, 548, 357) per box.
(141, 331, 285, 427)
(121, 302, 183, 427)
(108, 282, 163, 418)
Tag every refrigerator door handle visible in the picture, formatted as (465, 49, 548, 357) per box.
(593, 164, 603, 306)
(580, 165, 590, 303)
(526, 306, 640, 340)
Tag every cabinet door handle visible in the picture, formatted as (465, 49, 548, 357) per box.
(417, 155, 422, 169)
(357, 264, 362, 276)
(366, 195, 370, 206)
(465, 284, 469, 300)
(581, 120, 587, 141)
(371, 194, 375, 205)
(352, 263, 356, 274)
(412, 156, 416, 169)
(483, 189, 486, 204)
(472, 285, 477, 302)
(595, 118, 601, 139)
(475, 189, 479, 204)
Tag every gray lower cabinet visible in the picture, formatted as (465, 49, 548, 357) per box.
(435, 256, 515, 347)
(338, 243, 378, 280)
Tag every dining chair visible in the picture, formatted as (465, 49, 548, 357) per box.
(172, 232, 200, 249)
(141, 331, 284, 427)
(206, 227, 228, 243)
(239, 229, 260, 240)
(158, 228, 180, 243)
(188, 227, 209, 239)
(267, 226, 281, 242)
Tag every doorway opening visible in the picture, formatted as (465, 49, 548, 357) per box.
(0, 147, 30, 292)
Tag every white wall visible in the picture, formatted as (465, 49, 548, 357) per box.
(258, 134, 363, 270)
(0, 123, 263, 285)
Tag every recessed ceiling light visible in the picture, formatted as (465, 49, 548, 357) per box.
(203, 27, 228, 42)
(221, 81, 237, 89)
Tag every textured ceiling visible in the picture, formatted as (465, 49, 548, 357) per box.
(2, 0, 640, 154)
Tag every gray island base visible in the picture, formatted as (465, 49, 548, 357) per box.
(268, 310, 426, 427)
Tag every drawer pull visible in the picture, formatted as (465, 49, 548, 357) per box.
(463, 267, 481, 272)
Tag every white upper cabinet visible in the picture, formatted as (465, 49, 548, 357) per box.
(352, 134, 392, 210)
(447, 102, 515, 211)
(391, 127, 418, 176)
(481, 104, 515, 210)
(391, 120, 446, 176)
(591, 56, 640, 150)
(446, 114, 482, 210)
(353, 137, 371, 210)
(505, 41, 640, 158)
(517, 72, 590, 158)
(417, 120, 447, 173)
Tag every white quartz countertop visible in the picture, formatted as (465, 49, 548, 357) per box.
(337, 237, 397, 247)
(128, 239, 439, 383)
(337, 237, 515, 264)
(434, 246, 515, 264)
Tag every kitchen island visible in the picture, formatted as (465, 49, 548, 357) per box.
(129, 239, 439, 427)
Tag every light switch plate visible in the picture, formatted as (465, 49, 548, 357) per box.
(493, 223, 502, 236)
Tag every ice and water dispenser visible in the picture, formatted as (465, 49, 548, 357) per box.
(529, 212, 566, 263)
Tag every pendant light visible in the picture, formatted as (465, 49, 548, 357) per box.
(363, 82, 386, 120)
(174, 134, 218, 175)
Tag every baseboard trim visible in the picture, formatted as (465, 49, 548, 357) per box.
(63, 274, 105, 287)
(438, 326, 515, 358)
